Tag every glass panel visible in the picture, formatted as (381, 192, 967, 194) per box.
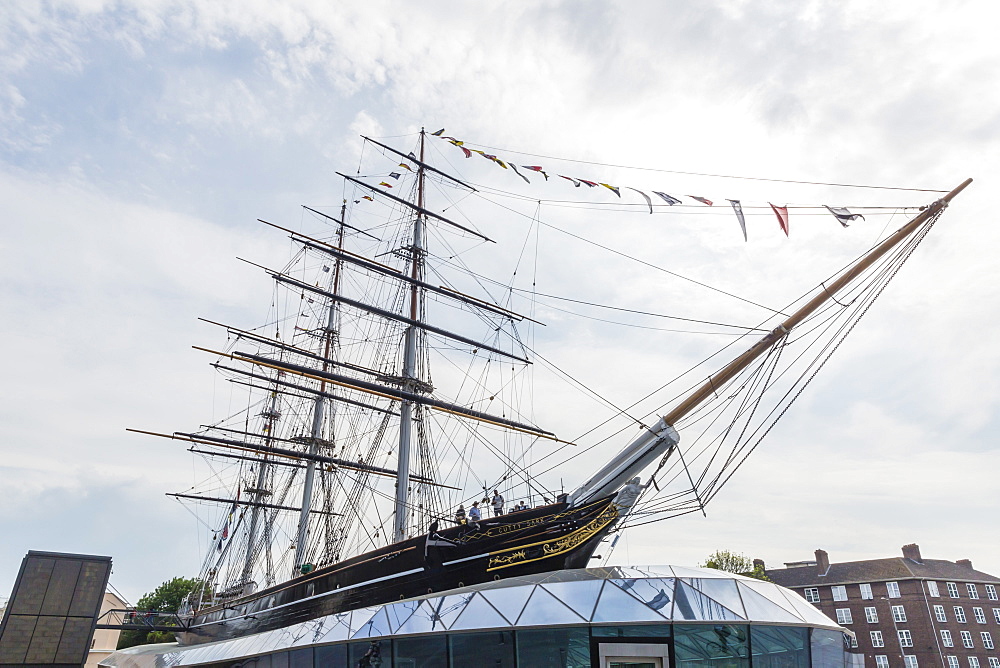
(272, 652, 290, 668)
(352, 609, 393, 639)
(751, 625, 809, 668)
(393, 635, 447, 668)
(810, 628, 846, 668)
(592, 624, 672, 638)
(245, 654, 272, 668)
(429, 593, 475, 630)
(515, 627, 591, 668)
(449, 631, 515, 668)
(618, 579, 676, 615)
(480, 584, 534, 624)
(393, 601, 443, 636)
(515, 585, 586, 626)
(349, 639, 392, 667)
(542, 579, 605, 620)
(592, 582, 665, 623)
(450, 592, 510, 630)
(672, 566, 728, 579)
(348, 608, 381, 636)
(289, 647, 313, 668)
(385, 600, 422, 634)
(736, 585, 804, 624)
(314, 643, 348, 667)
(673, 582, 743, 621)
(674, 624, 750, 668)
(690, 578, 747, 618)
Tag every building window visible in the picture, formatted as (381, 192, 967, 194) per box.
(962, 631, 974, 648)
(970, 584, 981, 599)
(876, 656, 890, 668)
(888, 582, 901, 598)
(929, 581, 941, 597)
(832, 585, 848, 601)
(836, 608, 853, 625)
(970, 658, 981, 668)
(957, 607, 968, 623)
(872, 631, 885, 648)
(898, 630, 913, 647)
(942, 630, 955, 647)
(893, 605, 908, 623)
(905, 656, 919, 668)
(804, 587, 820, 603)
(975, 608, 988, 624)
(983, 632, 994, 650)
(987, 658, 1000, 668)
(861, 583, 874, 599)
(850, 636, 859, 648)
(986, 584, 998, 601)
(949, 582, 961, 598)
(936, 605, 948, 622)
(948, 657, 960, 668)
(993, 608, 1000, 623)
(866, 607, 879, 623)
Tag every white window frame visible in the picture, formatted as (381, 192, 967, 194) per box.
(832, 585, 848, 601)
(893, 605, 908, 622)
(970, 584, 981, 599)
(804, 587, 820, 603)
(898, 629, 913, 647)
(872, 631, 885, 648)
(993, 608, 1000, 623)
(876, 656, 890, 668)
(956, 606, 968, 623)
(929, 581, 941, 597)
(888, 581, 901, 598)
(982, 632, 994, 650)
(947, 657, 960, 668)
(986, 584, 998, 601)
(962, 630, 974, 648)
(942, 630, 954, 647)
(975, 607, 987, 624)
(850, 636, 859, 648)
(866, 606, 879, 623)
(987, 657, 1000, 668)
(970, 658, 981, 668)
(949, 582, 961, 598)
(935, 605, 948, 622)
(905, 656, 919, 668)
(836, 608, 853, 625)
(861, 583, 874, 599)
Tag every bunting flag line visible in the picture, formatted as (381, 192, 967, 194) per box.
(579, 179, 598, 187)
(446, 138, 464, 146)
(728, 200, 747, 241)
(653, 192, 683, 205)
(399, 163, 412, 171)
(362, 195, 374, 201)
(460, 146, 472, 158)
(378, 181, 393, 188)
(689, 195, 714, 206)
(431, 128, 445, 136)
(389, 172, 401, 180)
(522, 165, 549, 180)
(627, 188, 653, 214)
(509, 163, 530, 183)
(600, 183, 621, 197)
(559, 175, 582, 187)
(407, 152, 417, 160)
(824, 205, 865, 227)
(769, 203, 790, 236)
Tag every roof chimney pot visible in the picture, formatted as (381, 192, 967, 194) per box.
(815, 549, 830, 576)
(901, 543, 922, 563)
(957, 559, 973, 569)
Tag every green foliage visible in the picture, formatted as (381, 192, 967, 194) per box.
(701, 550, 771, 581)
(116, 577, 201, 650)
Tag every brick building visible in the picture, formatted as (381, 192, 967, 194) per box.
(766, 544, 1000, 668)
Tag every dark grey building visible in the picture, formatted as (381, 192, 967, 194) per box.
(767, 544, 1000, 668)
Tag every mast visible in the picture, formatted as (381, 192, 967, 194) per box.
(293, 201, 346, 573)
(569, 178, 972, 507)
(237, 382, 280, 585)
(393, 130, 427, 544)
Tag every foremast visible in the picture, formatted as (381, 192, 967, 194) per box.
(568, 178, 973, 508)
(393, 129, 428, 544)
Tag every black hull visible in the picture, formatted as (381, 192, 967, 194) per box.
(179, 497, 619, 644)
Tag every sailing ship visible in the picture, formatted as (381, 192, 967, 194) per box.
(134, 129, 970, 646)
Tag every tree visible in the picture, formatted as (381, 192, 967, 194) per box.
(701, 550, 770, 581)
(116, 577, 201, 649)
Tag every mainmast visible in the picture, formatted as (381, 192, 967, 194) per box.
(393, 130, 427, 544)
(293, 201, 347, 573)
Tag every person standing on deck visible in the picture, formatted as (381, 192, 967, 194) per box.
(468, 502, 482, 523)
(491, 490, 504, 516)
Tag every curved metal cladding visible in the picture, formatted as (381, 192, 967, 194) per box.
(102, 566, 849, 668)
(178, 497, 619, 644)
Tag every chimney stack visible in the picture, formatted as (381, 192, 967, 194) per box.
(815, 549, 830, 575)
(957, 559, 973, 569)
(901, 543, 922, 563)
(753, 558, 765, 570)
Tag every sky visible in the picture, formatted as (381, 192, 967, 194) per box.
(2, 0, 999, 605)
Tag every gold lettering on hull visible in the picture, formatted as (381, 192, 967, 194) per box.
(486, 504, 620, 571)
